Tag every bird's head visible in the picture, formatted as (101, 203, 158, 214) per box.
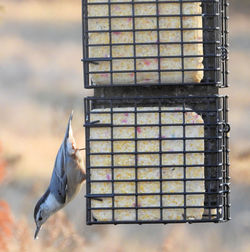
(34, 196, 51, 239)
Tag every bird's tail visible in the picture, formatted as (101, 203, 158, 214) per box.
(65, 110, 74, 139)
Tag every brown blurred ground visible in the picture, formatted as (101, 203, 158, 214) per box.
(0, 0, 250, 251)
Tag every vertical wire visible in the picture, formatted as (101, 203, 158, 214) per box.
(214, 3, 218, 86)
(221, 97, 225, 220)
(182, 102, 187, 221)
(132, 0, 137, 85)
(156, 0, 161, 84)
(225, 95, 230, 220)
(83, 0, 89, 88)
(216, 96, 221, 220)
(207, 97, 212, 220)
(85, 98, 91, 223)
(134, 102, 138, 221)
(159, 100, 163, 220)
(88, 99, 94, 223)
(108, 0, 113, 85)
(180, 0, 185, 84)
(221, 96, 225, 220)
(224, 0, 229, 87)
(221, 0, 225, 87)
(218, 1, 222, 87)
(110, 100, 115, 222)
(222, 96, 226, 220)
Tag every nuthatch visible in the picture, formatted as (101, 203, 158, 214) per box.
(34, 111, 86, 239)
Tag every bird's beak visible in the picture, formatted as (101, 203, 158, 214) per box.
(34, 225, 41, 240)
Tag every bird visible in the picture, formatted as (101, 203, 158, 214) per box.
(33, 111, 86, 239)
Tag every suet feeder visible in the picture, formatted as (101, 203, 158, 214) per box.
(82, 0, 230, 224)
(82, 0, 229, 88)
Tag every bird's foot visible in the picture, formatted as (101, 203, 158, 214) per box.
(92, 198, 103, 202)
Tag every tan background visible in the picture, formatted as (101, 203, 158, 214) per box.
(0, 0, 249, 251)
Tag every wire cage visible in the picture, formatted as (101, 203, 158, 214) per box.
(82, 0, 229, 88)
(84, 95, 230, 224)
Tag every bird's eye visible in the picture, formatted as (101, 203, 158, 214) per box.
(38, 216, 42, 221)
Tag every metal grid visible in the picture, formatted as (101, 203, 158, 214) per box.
(84, 95, 230, 224)
(82, 0, 229, 88)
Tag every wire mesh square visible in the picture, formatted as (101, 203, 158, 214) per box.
(82, 0, 229, 88)
(84, 95, 230, 224)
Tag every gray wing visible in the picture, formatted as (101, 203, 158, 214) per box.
(49, 111, 74, 204)
(50, 144, 67, 204)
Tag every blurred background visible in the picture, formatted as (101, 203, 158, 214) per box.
(0, 0, 250, 251)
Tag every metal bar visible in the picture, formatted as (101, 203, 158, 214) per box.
(86, 1, 219, 5)
(86, 191, 225, 197)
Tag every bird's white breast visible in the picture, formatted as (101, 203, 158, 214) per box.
(44, 193, 62, 211)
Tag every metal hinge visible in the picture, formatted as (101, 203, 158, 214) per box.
(221, 46, 229, 61)
(223, 123, 230, 133)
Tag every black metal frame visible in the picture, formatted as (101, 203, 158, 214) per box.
(84, 95, 230, 224)
(220, 0, 229, 88)
(82, 0, 229, 88)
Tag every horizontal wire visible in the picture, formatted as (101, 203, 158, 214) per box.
(87, 219, 224, 225)
(86, 27, 218, 33)
(88, 164, 222, 168)
(86, 41, 220, 47)
(86, 0, 219, 5)
(86, 82, 222, 87)
(88, 150, 222, 155)
(88, 137, 222, 141)
(86, 191, 225, 197)
(89, 177, 223, 183)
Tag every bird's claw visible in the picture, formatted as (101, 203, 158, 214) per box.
(92, 198, 103, 202)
